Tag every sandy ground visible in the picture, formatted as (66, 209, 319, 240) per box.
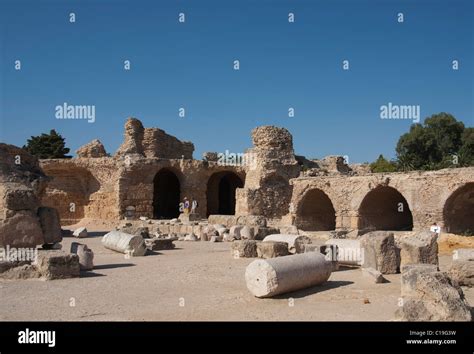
(0, 225, 473, 321)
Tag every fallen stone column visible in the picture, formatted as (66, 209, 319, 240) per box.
(101, 231, 147, 256)
(245, 252, 332, 297)
(263, 234, 311, 254)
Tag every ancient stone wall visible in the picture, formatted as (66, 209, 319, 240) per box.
(117, 157, 245, 219)
(143, 128, 194, 159)
(288, 167, 474, 234)
(115, 117, 194, 159)
(40, 158, 120, 224)
(0, 144, 61, 247)
(36, 118, 474, 236)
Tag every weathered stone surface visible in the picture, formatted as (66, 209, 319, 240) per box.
(143, 127, 194, 159)
(215, 226, 228, 236)
(115, 118, 145, 156)
(222, 233, 234, 242)
(398, 231, 438, 268)
(235, 126, 300, 219)
(38, 207, 62, 244)
(362, 267, 386, 283)
(102, 231, 147, 256)
(263, 234, 312, 254)
(0, 261, 40, 280)
(34, 250, 80, 280)
(396, 264, 471, 321)
(0, 144, 49, 248)
(278, 225, 298, 235)
(73, 227, 88, 238)
(202, 152, 219, 162)
(119, 225, 150, 239)
(229, 225, 244, 240)
(448, 261, 474, 287)
(1, 184, 39, 211)
(207, 215, 237, 227)
(70, 242, 94, 271)
(76, 139, 107, 158)
(145, 237, 175, 251)
(360, 231, 398, 274)
(253, 226, 280, 240)
(240, 226, 254, 240)
(231, 240, 258, 258)
(453, 248, 474, 261)
(0, 211, 44, 248)
(236, 215, 267, 228)
(209, 235, 223, 242)
(256, 241, 289, 259)
(245, 252, 332, 298)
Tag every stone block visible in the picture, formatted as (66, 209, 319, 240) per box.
(38, 207, 62, 244)
(256, 241, 289, 259)
(399, 231, 438, 268)
(34, 250, 80, 280)
(396, 264, 471, 321)
(231, 240, 258, 258)
(360, 231, 398, 274)
(448, 260, 474, 287)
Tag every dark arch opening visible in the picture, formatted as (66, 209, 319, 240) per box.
(296, 189, 336, 231)
(153, 169, 181, 219)
(358, 186, 413, 231)
(207, 172, 244, 216)
(444, 183, 474, 235)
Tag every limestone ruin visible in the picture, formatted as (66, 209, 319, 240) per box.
(1, 117, 473, 321)
(34, 117, 473, 237)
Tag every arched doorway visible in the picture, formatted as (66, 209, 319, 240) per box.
(444, 183, 474, 235)
(296, 189, 336, 231)
(153, 169, 181, 219)
(358, 186, 413, 231)
(207, 172, 244, 216)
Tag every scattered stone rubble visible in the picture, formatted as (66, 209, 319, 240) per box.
(395, 264, 472, 321)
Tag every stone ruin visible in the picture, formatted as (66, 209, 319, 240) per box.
(1, 117, 473, 321)
(29, 117, 473, 237)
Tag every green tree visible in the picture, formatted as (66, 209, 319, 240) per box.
(458, 127, 474, 166)
(23, 129, 71, 159)
(395, 113, 467, 170)
(370, 154, 397, 173)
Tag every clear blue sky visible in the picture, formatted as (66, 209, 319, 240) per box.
(0, 0, 472, 163)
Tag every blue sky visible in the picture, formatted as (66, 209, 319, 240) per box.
(0, 0, 472, 162)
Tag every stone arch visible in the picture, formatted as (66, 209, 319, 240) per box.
(358, 185, 413, 231)
(207, 171, 244, 216)
(443, 182, 474, 234)
(153, 168, 181, 219)
(296, 188, 336, 231)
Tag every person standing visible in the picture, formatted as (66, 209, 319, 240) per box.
(430, 222, 441, 234)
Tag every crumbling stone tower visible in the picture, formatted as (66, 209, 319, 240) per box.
(236, 126, 300, 219)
